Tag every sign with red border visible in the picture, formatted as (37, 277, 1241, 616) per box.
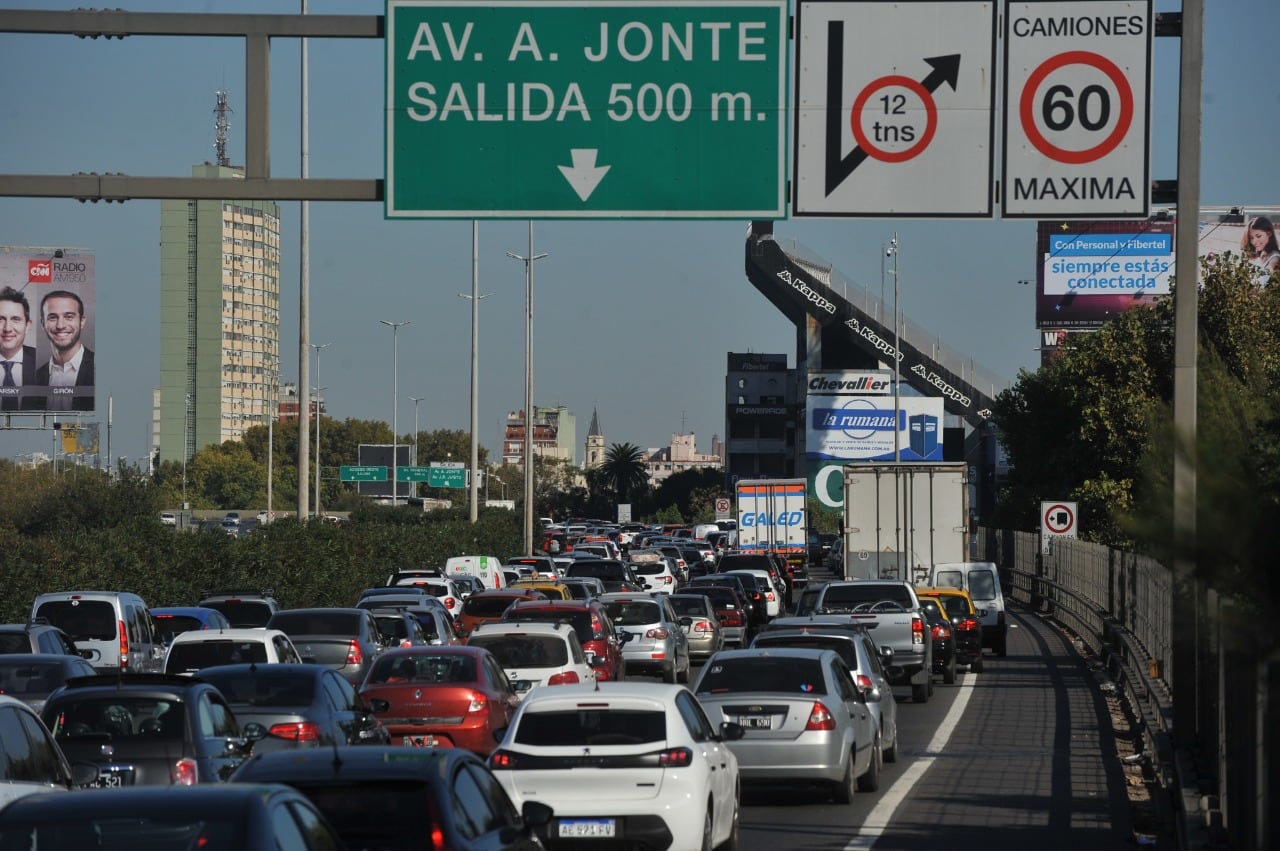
(1002, 0, 1152, 217)
(793, 0, 996, 217)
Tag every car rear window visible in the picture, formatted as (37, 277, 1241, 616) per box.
(463, 596, 521, 618)
(514, 708, 665, 746)
(567, 563, 625, 580)
(818, 584, 912, 610)
(667, 598, 710, 618)
(151, 615, 206, 644)
(297, 781, 443, 846)
(468, 635, 569, 668)
(968, 570, 997, 601)
(934, 569, 964, 590)
(32, 600, 116, 641)
(199, 671, 316, 707)
(269, 612, 361, 635)
(0, 661, 67, 698)
(696, 656, 828, 695)
(0, 633, 33, 654)
(166, 640, 269, 673)
(718, 555, 774, 572)
(602, 601, 659, 626)
(202, 601, 273, 628)
(505, 611, 593, 644)
(49, 696, 185, 740)
(931, 595, 971, 620)
(366, 654, 476, 685)
(631, 563, 666, 576)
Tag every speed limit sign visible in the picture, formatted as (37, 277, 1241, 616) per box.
(1002, 1, 1152, 217)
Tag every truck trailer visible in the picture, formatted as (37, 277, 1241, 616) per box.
(841, 462, 970, 581)
(735, 478, 808, 570)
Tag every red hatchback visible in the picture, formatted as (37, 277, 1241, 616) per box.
(499, 599, 627, 682)
(359, 646, 520, 756)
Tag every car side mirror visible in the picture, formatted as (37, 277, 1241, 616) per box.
(863, 686, 883, 703)
(368, 697, 391, 714)
(241, 722, 268, 742)
(719, 721, 745, 741)
(70, 761, 101, 789)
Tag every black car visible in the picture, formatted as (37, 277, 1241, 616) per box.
(0, 622, 80, 657)
(687, 574, 762, 631)
(0, 652, 97, 712)
(232, 746, 552, 851)
(195, 663, 389, 752)
(0, 784, 345, 850)
(41, 673, 254, 786)
(563, 559, 645, 593)
(197, 589, 281, 628)
(919, 597, 958, 685)
(709, 571, 771, 629)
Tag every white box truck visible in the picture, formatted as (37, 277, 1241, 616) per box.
(840, 462, 970, 581)
(735, 478, 808, 570)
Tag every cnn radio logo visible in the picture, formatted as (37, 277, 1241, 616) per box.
(28, 260, 52, 283)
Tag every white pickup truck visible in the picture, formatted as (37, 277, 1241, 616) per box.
(794, 580, 934, 703)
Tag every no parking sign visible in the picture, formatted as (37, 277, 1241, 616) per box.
(1040, 500, 1078, 553)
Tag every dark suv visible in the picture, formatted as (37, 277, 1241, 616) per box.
(564, 559, 644, 593)
(500, 600, 627, 681)
(0, 623, 80, 657)
(42, 674, 254, 786)
(197, 589, 281, 629)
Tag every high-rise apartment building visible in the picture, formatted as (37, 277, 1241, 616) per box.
(502, 405, 577, 466)
(156, 164, 281, 463)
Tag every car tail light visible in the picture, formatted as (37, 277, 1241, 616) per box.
(804, 702, 836, 731)
(345, 640, 363, 667)
(766, 592, 775, 602)
(693, 621, 714, 634)
(931, 623, 951, 640)
(547, 671, 580, 686)
(718, 609, 744, 627)
(269, 721, 320, 742)
(658, 747, 692, 767)
(591, 616, 605, 640)
(489, 749, 518, 769)
(645, 627, 670, 639)
(856, 673, 874, 691)
(431, 825, 446, 851)
(468, 692, 488, 712)
(118, 620, 129, 667)
(172, 758, 198, 786)
(444, 597, 457, 610)
(662, 576, 673, 585)
(911, 616, 925, 647)
(958, 616, 980, 632)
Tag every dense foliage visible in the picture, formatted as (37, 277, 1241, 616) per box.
(992, 254, 1280, 600)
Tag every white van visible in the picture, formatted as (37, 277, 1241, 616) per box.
(929, 562, 1008, 656)
(30, 590, 162, 674)
(444, 555, 506, 590)
(692, 523, 721, 540)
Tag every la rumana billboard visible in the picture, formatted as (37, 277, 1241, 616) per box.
(806, 370, 945, 462)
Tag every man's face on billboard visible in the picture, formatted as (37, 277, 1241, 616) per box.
(42, 295, 84, 356)
(0, 298, 30, 360)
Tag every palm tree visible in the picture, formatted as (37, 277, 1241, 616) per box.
(601, 443, 649, 503)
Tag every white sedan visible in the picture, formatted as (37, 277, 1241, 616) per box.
(489, 682, 744, 850)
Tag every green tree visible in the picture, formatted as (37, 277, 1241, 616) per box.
(600, 443, 649, 504)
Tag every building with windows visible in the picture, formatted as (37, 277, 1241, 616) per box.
(723, 352, 799, 481)
(502, 405, 577, 466)
(156, 164, 281, 463)
(643, 433, 724, 485)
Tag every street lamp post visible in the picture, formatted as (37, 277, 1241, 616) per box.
(506, 222, 547, 555)
(311, 342, 330, 518)
(887, 235, 900, 462)
(459, 223, 489, 524)
(380, 320, 411, 506)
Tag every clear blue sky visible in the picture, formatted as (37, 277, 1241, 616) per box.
(0, 0, 1273, 467)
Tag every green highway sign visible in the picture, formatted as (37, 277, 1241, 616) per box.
(385, 0, 788, 219)
(396, 466, 432, 482)
(428, 467, 469, 489)
(341, 465, 387, 482)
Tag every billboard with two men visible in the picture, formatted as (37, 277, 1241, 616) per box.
(0, 248, 96, 413)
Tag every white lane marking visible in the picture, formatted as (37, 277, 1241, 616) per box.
(843, 674, 978, 850)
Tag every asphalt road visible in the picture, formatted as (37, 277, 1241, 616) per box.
(733, 601, 1138, 851)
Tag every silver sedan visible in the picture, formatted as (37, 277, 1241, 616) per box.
(692, 647, 880, 803)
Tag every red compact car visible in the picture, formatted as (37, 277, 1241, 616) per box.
(359, 646, 520, 755)
(499, 599, 627, 682)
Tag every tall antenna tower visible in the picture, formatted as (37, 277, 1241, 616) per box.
(213, 90, 232, 167)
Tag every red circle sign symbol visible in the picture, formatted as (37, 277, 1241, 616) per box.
(1043, 503, 1075, 534)
(715, 498, 731, 514)
(851, 75, 938, 163)
(1019, 50, 1134, 165)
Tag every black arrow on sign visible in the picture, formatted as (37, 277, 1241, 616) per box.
(824, 20, 962, 196)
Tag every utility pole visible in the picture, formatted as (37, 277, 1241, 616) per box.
(506, 223, 548, 555)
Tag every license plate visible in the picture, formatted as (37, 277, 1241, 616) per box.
(558, 819, 616, 838)
(738, 716, 772, 729)
(94, 769, 130, 788)
(403, 735, 438, 747)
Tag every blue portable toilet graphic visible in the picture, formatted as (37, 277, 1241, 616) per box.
(908, 414, 939, 458)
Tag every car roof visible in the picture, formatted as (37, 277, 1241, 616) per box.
(915, 585, 974, 598)
(0, 783, 303, 818)
(168, 628, 290, 644)
(150, 606, 226, 617)
(469, 621, 575, 637)
(234, 745, 471, 783)
(193, 663, 327, 678)
(199, 590, 276, 601)
(375, 645, 487, 660)
(709, 646, 839, 662)
(516, 681, 684, 706)
(53, 673, 215, 694)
